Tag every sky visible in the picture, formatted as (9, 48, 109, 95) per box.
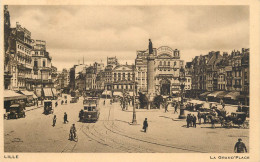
(8, 5, 249, 71)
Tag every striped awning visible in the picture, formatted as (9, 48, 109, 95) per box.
(20, 90, 37, 99)
(4, 90, 27, 101)
(43, 88, 53, 97)
(51, 88, 57, 96)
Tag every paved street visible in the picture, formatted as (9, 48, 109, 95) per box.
(4, 97, 249, 153)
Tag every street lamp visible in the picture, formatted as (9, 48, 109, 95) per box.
(132, 69, 137, 124)
(178, 67, 186, 119)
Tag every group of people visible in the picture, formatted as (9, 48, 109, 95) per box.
(52, 112, 69, 127)
(186, 114, 197, 128)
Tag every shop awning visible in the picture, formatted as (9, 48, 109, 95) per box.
(216, 91, 229, 99)
(43, 88, 53, 97)
(188, 100, 204, 104)
(207, 91, 224, 98)
(35, 88, 42, 97)
(102, 90, 112, 96)
(199, 91, 211, 97)
(20, 90, 37, 99)
(51, 88, 57, 96)
(224, 91, 240, 100)
(4, 90, 27, 101)
(113, 91, 122, 97)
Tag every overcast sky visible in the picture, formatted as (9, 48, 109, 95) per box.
(8, 5, 249, 71)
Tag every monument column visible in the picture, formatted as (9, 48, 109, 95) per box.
(147, 39, 155, 109)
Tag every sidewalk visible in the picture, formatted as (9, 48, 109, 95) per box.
(25, 105, 43, 112)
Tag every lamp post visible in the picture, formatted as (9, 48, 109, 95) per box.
(178, 67, 186, 119)
(132, 69, 137, 124)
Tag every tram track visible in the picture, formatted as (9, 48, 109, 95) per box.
(103, 105, 207, 153)
(61, 124, 83, 153)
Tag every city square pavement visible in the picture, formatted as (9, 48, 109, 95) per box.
(4, 97, 249, 153)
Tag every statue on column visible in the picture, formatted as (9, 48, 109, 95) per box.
(148, 39, 153, 54)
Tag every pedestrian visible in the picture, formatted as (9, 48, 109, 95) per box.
(237, 102, 242, 112)
(143, 118, 148, 133)
(197, 111, 201, 125)
(70, 124, 77, 140)
(110, 99, 112, 105)
(36, 99, 38, 107)
(211, 116, 215, 129)
(103, 100, 105, 105)
(193, 114, 197, 128)
(165, 102, 169, 113)
(174, 103, 178, 114)
(64, 112, 69, 124)
(234, 138, 247, 153)
(186, 114, 190, 128)
(189, 114, 193, 127)
(53, 115, 57, 127)
(79, 109, 84, 121)
(203, 114, 207, 124)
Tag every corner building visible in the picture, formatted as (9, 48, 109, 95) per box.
(135, 46, 184, 96)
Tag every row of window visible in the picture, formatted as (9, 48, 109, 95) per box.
(113, 85, 133, 90)
(17, 44, 31, 55)
(159, 61, 177, 66)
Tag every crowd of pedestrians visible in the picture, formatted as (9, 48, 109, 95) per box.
(186, 114, 197, 128)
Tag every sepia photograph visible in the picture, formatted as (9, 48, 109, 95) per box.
(1, 1, 260, 162)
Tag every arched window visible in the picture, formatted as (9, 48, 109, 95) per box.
(168, 61, 170, 66)
(159, 61, 162, 66)
(164, 61, 166, 66)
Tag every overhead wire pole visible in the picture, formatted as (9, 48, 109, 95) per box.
(132, 67, 137, 124)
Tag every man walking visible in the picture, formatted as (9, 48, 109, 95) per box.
(165, 102, 169, 113)
(174, 103, 178, 114)
(143, 118, 148, 133)
(186, 114, 190, 128)
(234, 138, 247, 153)
(53, 115, 57, 127)
(64, 112, 69, 124)
(193, 114, 197, 128)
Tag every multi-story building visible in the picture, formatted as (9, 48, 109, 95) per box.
(93, 62, 104, 74)
(184, 62, 192, 91)
(57, 69, 69, 90)
(4, 22, 34, 91)
(31, 40, 53, 89)
(135, 45, 184, 96)
(112, 64, 135, 94)
(104, 57, 119, 90)
(187, 48, 249, 104)
(85, 66, 96, 90)
(135, 50, 148, 93)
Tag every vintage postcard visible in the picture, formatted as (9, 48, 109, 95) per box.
(1, 0, 259, 162)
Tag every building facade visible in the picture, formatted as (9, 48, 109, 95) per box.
(31, 40, 53, 89)
(135, 44, 184, 96)
(111, 64, 135, 94)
